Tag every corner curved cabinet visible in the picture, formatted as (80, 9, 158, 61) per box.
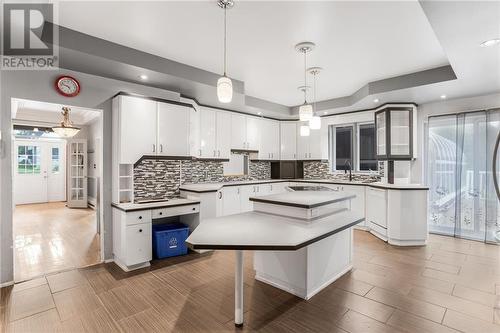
(375, 107, 416, 160)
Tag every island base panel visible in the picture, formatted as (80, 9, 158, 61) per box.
(253, 228, 353, 300)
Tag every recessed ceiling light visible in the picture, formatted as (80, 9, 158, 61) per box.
(139, 74, 148, 80)
(480, 39, 500, 47)
(373, 98, 379, 103)
(440, 94, 447, 99)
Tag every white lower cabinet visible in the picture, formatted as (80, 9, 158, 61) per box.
(222, 186, 242, 216)
(125, 223, 152, 266)
(113, 208, 153, 271)
(342, 185, 366, 229)
(366, 187, 388, 240)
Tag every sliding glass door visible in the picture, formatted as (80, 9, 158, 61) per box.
(427, 109, 500, 243)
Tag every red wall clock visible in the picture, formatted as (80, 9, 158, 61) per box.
(55, 76, 81, 97)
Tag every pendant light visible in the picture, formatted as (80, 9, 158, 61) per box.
(217, 0, 234, 103)
(308, 67, 322, 130)
(52, 107, 80, 138)
(296, 42, 315, 121)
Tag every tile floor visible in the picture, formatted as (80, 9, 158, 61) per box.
(1, 230, 500, 332)
(13, 202, 100, 282)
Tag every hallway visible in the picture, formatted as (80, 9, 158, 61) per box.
(13, 202, 100, 282)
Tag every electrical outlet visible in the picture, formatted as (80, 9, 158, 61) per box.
(204, 171, 208, 179)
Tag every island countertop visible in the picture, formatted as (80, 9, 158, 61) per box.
(185, 210, 363, 250)
(249, 191, 355, 209)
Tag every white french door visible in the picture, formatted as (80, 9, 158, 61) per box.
(14, 140, 66, 205)
(67, 139, 88, 208)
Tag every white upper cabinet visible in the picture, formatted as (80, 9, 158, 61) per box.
(199, 107, 217, 158)
(199, 108, 232, 159)
(259, 119, 280, 160)
(114, 95, 191, 164)
(117, 95, 157, 164)
(296, 122, 322, 160)
(230, 114, 261, 151)
(157, 102, 190, 157)
(246, 117, 261, 151)
(309, 127, 322, 160)
(216, 111, 232, 159)
(280, 122, 297, 160)
(231, 114, 247, 150)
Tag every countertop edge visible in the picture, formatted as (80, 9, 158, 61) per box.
(111, 200, 200, 212)
(249, 193, 357, 209)
(179, 180, 429, 193)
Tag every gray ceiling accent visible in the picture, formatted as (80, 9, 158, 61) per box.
(291, 65, 456, 113)
(42, 21, 456, 118)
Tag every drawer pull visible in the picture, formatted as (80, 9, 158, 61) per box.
(138, 216, 142, 220)
(192, 207, 196, 211)
(139, 229, 143, 232)
(159, 212, 163, 216)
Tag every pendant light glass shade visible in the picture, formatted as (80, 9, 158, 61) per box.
(299, 103, 313, 121)
(52, 107, 80, 138)
(309, 115, 321, 130)
(52, 126, 81, 138)
(300, 124, 310, 137)
(217, 76, 233, 103)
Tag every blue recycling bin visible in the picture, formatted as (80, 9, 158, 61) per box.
(152, 223, 189, 259)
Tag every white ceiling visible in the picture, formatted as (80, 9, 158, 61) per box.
(58, 0, 449, 107)
(12, 99, 101, 126)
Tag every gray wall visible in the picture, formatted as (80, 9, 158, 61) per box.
(0, 69, 179, 284)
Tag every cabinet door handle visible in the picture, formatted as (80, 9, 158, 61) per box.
(218, 191, 222, 199)
(213, 150, 216, 157)
(218, 150, 220, 157)
(159, 212, 163, 216)
(139, 229, 143, 233)
(138, 216, 142, 220)
(192, 207, 196, 211)
(237, 188, 240, 194)
(152, 144, 156, 153)
(199, 149, 202, 156)
(294, 153, 296, 159)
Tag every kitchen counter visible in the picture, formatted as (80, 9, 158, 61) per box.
(186, 190, 360, 326)
(179, 179, 428, 193)
(186, 209, 362, 250)
(249, 191, 355, 209)
(111, 198, 200, 212)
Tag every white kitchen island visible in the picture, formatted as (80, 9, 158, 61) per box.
(185, 190, 363, 327)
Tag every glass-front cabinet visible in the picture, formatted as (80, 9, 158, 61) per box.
(375, 107, 414, 160)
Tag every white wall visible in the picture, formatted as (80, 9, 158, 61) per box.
(0, 69, 180, 284)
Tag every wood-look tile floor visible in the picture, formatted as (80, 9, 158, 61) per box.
(2, 230, 500, 332)
(13, 202, 100, 282)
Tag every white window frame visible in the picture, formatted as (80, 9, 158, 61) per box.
(330, 122, 378, 173)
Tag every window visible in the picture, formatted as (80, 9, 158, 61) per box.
(52, 147, 60, 174)
(17, 145, 41, 174)
(335, 126, 353, 171)
(330, 123, 378, 172)
(358, 124, 377, 171)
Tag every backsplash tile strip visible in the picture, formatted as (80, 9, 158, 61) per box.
(303, 161, 383, 182)
(134, 156, 271, 200)
(134, 157, 381, 201)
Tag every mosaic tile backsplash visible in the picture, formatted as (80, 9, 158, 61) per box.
(134, 158, 271, 200)
(303, 161, 383, 182)
(134, 158, 382, 200)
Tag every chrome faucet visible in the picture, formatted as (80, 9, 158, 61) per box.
(344, 160, 352, 182)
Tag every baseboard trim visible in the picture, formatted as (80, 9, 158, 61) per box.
(0, 281, 14, 288)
